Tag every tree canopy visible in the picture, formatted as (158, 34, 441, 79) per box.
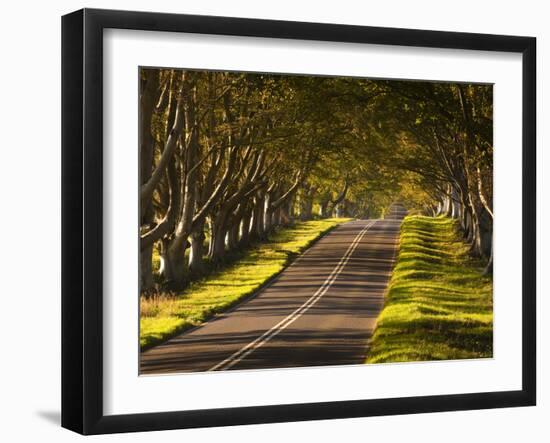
(139, 68, 493, 291)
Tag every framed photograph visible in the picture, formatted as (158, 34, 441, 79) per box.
(61, 8, 536, 435)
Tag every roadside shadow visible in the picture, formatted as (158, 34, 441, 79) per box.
(36, 410, 60, 426)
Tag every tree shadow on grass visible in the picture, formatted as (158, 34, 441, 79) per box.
(367, 216, 493, 364)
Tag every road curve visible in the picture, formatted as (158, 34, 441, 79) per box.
(140, 212, 405, 375)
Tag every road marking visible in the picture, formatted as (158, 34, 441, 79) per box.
(208, 220, 377, 371)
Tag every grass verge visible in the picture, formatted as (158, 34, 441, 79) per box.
(366, 215, 493, 363)
(140, 218, 352, 350)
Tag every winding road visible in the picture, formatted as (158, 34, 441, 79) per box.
(140, 205, 407, 374)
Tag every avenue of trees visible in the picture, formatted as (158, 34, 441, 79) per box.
(139, 68, 493, 291)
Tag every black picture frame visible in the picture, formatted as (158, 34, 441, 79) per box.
(61, 8, 536, 435)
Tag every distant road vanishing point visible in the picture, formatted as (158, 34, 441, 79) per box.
(140, 204, 408, 374)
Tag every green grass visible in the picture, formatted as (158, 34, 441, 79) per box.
(366, 215, 493, 363)
(140, 218, 352, 349)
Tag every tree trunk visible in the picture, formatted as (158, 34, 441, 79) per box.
(273, 206, 282, 228)
(264, 205, 273, 234)
(189, 227, 206, 276)
(240, 209, 252, 247)
(319, 198, 330, 218)
(286, 198, 295, 225)
(159, 76, 199, 289)
(139, 211, 156, 292)
(280, 199, 292, 226)
(478, 207, 493, 258)
(463, 210, 472, 243)
(435, 200, 443, 216)
(300, 196, 314, 220)
(161, 239, 189, 290)
(327, 181, 349, 216)
(139, 69, 159, 192)
(139, 70, 160, 292)
(209, 212, 228, 262)
(467, 194, 483, 257)
(451, 199, 460, 218)
(442, 186, 452, 217)
(227, 218, 241, 251)
(253, 193, 266, 240)
(140, 243, 154, 292)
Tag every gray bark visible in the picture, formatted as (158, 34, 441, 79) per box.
(239, 208, 253, 247)
(189, 225, 206, 275)
(140, 72, 186, 211)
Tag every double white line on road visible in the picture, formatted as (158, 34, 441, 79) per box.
(208, 220, 377, 372)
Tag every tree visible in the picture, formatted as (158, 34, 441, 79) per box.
(138, 68, 494, 292)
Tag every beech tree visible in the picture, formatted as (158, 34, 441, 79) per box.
(373, 80, 493, 272)
(139, 69, 494, 292)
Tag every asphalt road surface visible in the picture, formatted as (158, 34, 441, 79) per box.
(140, 206, 407, 375)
